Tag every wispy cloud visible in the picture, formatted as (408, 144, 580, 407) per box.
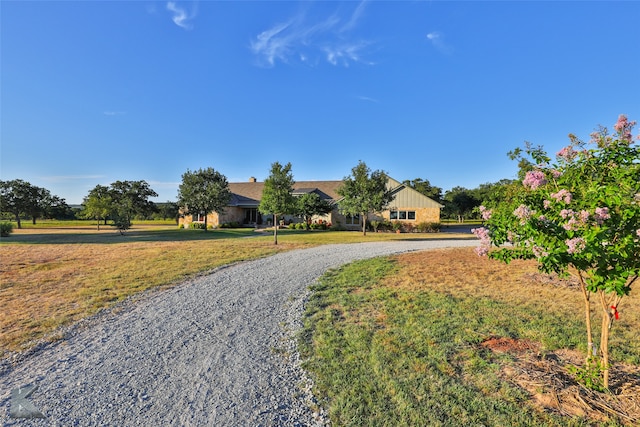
(167, 1, 198, 30)
(250, 1, 373, 67)
(103, 111, 126, 116)
(426, 31, 453, 55)
(356, 95, 379, 103)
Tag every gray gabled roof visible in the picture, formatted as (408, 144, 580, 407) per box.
(228, 180, 343, 207)
(227, 177, 443, 209)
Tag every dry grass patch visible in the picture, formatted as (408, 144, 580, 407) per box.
(0, 238, 304, 356)
(391, 249, 640, 343)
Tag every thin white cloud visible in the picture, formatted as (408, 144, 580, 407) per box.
(426, 31, 453, 55)
(103, 111, 126, 116)
(251, 21, 295, 66)
(341, 0, 367, 33)
(356, 95, 379, 103)
(324, 41, 373, 67)
(251, 1, 372, 67)
(167, 1, 197, 30)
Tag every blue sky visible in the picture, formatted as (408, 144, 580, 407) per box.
(2, 1, 639, 204)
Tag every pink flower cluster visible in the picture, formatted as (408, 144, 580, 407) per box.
(532, 245, 549, 258)
(614, 114, 637, 142)
(471, 227, 491, 256)
(557, 146, 577, 162)
(550, 189, 572, 204)
(479, 205, 492, 221)
(513, 204, 534, 224)
(560, 209, 589, 231)
(637, 229, 640, 238)
(594, 207, 610, 225)
(560, 209, 574, 219)
(565, 237, 586, 254)
(523, 170, 547, 190)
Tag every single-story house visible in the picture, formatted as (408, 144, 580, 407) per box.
(179, 176, 443, 230)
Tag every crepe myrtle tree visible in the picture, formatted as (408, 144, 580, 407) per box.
(472, 115, 640, 390)
(178, 167, 232, 231)
(259, 162, 296, 245)
(337, 161, 393, 235)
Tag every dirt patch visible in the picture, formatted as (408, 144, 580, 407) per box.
(481, 337, 640, 425)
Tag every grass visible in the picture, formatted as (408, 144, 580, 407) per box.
(300, 248, 640, 426)
(0, 224, 472, 356)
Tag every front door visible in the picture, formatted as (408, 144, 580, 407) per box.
(244, 208, 258, 224)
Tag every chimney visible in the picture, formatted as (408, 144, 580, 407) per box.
(249, 177, 257, 183)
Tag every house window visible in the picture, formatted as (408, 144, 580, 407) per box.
(192, 213, 206, 222)
(390, 210, 416, 221)
(244, 208, 258, 224)
(345, 214, 360, 225)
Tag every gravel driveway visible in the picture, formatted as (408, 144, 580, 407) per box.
(1, 240, 477, 426)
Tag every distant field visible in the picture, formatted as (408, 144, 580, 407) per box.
(0, 224, 472, 356)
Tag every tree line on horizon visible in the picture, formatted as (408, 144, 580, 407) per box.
(0, 168, 514, 231)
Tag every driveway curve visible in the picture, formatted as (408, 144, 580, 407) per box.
(1, 240, 477, 426)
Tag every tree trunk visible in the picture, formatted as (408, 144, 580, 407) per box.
(32, 216, 37, 225)
(204, 215, 208, 232)
(362, 213, 367, 236)
(273, 214, 278, 245)
(599, 290, 611, 389)
(578, 273, 595, 359)
(14, 214, 22, 229)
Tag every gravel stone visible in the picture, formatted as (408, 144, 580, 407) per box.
(0, 240, 477, 426)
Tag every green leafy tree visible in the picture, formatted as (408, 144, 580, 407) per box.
(337, 161, 392, 236)
(443, 186, 480, 222)
(156, 201, 180, 223)
(0, 179, 33, 228)
(44, 194, 73, 220)
(473, 115, 640, 390)
(25, 185, 50, 225)
(109, 180, 158, 233)
(82, 185, 113, 229)
(403, 178, 443, 203)
(470, 180, 516, 220)
(177, 168, 232, 231)
(296, 192, 333, 230)
(0, 179, 68, 227)
(259, 162, 295, 244)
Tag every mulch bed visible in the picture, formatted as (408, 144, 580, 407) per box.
(481, 336, 640, 425)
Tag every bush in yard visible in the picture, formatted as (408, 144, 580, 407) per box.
(473, 115, 640, 390)
(0, 221, 14, 237)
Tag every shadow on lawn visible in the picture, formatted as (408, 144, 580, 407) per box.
(0, 228, 259, 245)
